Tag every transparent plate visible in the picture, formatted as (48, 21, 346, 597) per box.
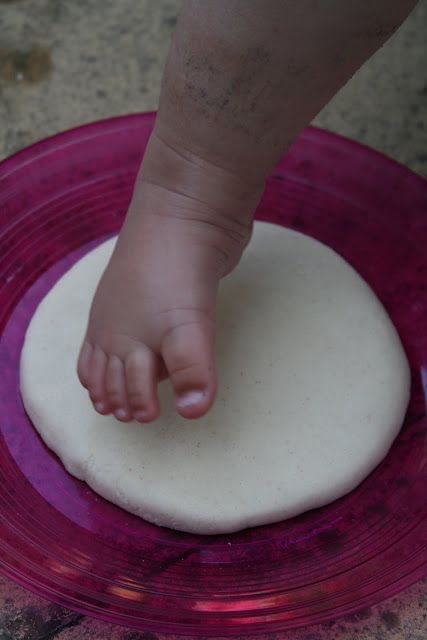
(0, 113, 426, 636)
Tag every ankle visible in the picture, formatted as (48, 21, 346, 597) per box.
(138, 127, 264, 222)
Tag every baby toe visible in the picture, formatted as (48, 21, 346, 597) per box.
(77, 340, 93, 389)
(87, 345, 110, 415)
(125, 347, 160, 423)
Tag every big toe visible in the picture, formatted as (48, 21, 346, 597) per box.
(161, 315, 217, 419)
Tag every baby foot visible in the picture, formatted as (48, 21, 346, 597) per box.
(77, 131, 262, 423)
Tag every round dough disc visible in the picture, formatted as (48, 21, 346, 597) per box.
(20, 222, 410, 534)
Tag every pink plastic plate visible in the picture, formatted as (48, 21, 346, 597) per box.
(0, 113, 426, 636)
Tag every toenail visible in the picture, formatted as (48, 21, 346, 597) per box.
(134, 411, 148, 423)
(114, 408, 128, 420)
(94, 402, 105, 413)
(177, 390, 206, 410)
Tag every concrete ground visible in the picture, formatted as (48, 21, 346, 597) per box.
(0, 2, 426, 640)
(0, 0, 426, 177)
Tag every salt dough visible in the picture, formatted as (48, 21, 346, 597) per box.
(20, 222, 410, 534)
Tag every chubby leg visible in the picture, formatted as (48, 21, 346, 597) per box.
(78, 0, 417, 422)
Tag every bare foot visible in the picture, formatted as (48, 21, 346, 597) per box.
(77, 131, 262, 423)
